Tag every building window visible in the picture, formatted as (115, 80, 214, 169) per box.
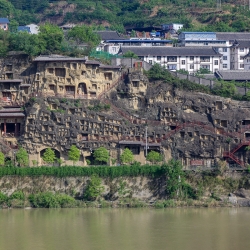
(223, 48, 227, 52)
(223, 64, 227, 68)
(190, 64, 194, 69)
(240, 56, 244, 60)
(139, 56, 144, 60)
(190, 56, 194, 61)
(149, 60, 152, 64)
(167, 64, 177, 70)
(223, 56, 227, 60)
(204, 42, 208, 45)
(214, 60, 218, 65)
(200, 65, 210, 69)
(167, 56, 177, 62)
(240, 64, 244, 68)
(157, 56, 161, 61)
(181, 60, 185, 65)
(200, 56, 210, 62)
(240, 48, 244, 52)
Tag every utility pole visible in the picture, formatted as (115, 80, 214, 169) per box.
(216, 0, 221, 11)
(145, 126, 148, 157)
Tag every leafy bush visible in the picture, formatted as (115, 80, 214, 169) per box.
(10, 191, 25, 201)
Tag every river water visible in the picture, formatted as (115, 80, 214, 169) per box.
(0, 208, 250, 250)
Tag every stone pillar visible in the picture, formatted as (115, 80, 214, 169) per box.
(4, 119, 6, 135)
(15, 119, 17, 137)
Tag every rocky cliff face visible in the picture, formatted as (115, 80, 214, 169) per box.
(0, 175, 166, 201)
(17, 69, 250, 168)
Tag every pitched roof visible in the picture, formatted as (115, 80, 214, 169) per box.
(231, 40, 250, 48)
(215, 70, 250, 81)
(216, 32, 250, 41)
(0, 18, 9, 23)
(96, 31, 122, 40)
(120, 46, 221, 56)
(34, 55, 88, 62)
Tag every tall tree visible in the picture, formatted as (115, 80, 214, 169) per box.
(42, 148, 56, 165)
(16, 147, 29, 167)
(120, 148, 134, 164)
(146, 151, 163, 164)
(93, 147, 109, 165)
(68, 145, 80, 165)
(38, 23, 64, 53)
(67, 25, 101, 48)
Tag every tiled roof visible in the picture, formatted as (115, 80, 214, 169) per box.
(34, 55, 88, 62)
(120, 46, 221, 56)
(0, 79, 23, 82)
(216, 32, 250, 41)
(96, 31, 122, 40)
(0, 18, 9, 23)
(231, 40, 250, 48)
(215, 70, 250, 80)
(0, 113, 25, 117)
(0, 108, 22, 113)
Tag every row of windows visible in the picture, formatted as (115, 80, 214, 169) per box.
(140, 56, 211, 61)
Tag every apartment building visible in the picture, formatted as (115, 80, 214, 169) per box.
(230, 40, 250, 70)
(120, 46, 222, 73)
(178, 32, 250, 70)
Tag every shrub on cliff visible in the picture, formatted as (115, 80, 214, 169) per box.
(120, 148, 134, 165)
(0, 152, 5, 166)
(42, 148, 56, 165)
(84, 174, 105, 201)
(146, 151, 163, 164)
(68, 145, 80, 165)
(93, 147, 109, 165)
(16, 147, 29, 167)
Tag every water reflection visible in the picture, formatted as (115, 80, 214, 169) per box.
(0, 208, 249, 250)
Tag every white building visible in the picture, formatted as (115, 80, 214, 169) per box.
(162, 23, 183, 32)
(26, 24, 39, 34)
(244, 53, 250, 70)
(120, 46, 222, 73)
(178, 32, 250, 71)
(230, 40, 250, 70)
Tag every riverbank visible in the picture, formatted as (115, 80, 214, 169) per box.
(1, 162, 250, 208)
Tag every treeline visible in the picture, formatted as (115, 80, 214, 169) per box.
(0, 23, 100, 57)
(2, 0, 250, 33)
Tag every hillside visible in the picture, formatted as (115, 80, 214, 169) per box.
(2, 0, 250, 32)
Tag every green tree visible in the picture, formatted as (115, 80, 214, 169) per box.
(146, 63, 172, 81)
(0, 152, 4, 166)
(42, 148, 56, 165)
(120, 148, 134, 164)
(9, 32, 40, 56)
(84, 174, 104, 200)
(38, 23, 64, 53)
(67, 25, 101, 48)
(68, 145, 80, 165)
(123, 50, 139, 59)
(16, 147, 29, 167)
(146, 151, 163, 164)
(93, 147, 109, 165)
(212, 81, 236, 98)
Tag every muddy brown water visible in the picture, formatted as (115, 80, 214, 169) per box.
(0, 208, 249, 250)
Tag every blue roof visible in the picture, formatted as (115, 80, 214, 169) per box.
(106, 39, 172, 43)
(17, 26, 31, 33)
(180, 32, 215, 34)
(0, 18, 9, 23)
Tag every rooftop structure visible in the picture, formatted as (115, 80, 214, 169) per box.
(0, 17, 9, 31)
(215, 70, 250, 81)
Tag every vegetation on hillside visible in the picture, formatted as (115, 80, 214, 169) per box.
(0, 23, 99, 57)
(146, 64, 250, 101)
(2, 0, 250, 33)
